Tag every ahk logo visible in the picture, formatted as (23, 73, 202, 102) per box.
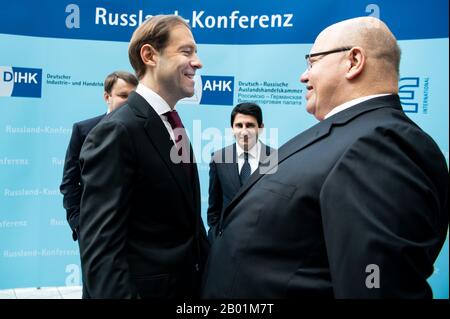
(200, 75, 234, 106)
(0, 66, 42, 98)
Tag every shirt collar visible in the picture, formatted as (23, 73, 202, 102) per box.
(324, 94, 392, 119)
(135, 83, 172, 116)
(236, 140, 260, 159)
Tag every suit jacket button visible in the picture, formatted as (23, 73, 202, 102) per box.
(218, 230, 223, 236)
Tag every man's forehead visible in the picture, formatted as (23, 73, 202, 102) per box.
(168, 24, 194, 40)
(233, 115, 258, 124)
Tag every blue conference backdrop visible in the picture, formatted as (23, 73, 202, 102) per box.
(0, 0, 448, 298)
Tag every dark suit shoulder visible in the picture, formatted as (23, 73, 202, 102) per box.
(211, 144, 236, 163)
(73, 114, 105, 137)
(81, 106, 141, 159)
(84, 107, 133, 139)
(104, 97, 151, 128)
(333, 104, 447, 180)
(350, 103, 424, 138)
(74, 114, 105, 128)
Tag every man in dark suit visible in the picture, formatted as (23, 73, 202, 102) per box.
(60, 71, 137, 298)
(207, 103, 274, 243)
(60, 71, 138, 242)
(79, 15, 209, 299)
(201, 17, 449, 298)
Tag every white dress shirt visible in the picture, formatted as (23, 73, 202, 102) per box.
(135, 83, 176, 142)
(324, 94, 392, 119)
(236, 140, 261, 175)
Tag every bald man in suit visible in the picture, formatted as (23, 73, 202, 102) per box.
(202, 17, 448, 298)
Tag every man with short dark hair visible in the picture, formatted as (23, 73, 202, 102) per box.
(207, 102, 274, 243)
(79, 15, 209, 299)
(60, 71, 138, 242)
(60, 70, 137, 298)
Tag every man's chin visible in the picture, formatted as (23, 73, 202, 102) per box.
(184, 89, 195, 98)
(305, 104, 315, 116)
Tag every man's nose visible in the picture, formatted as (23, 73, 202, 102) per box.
(191, 54, 203, 69)
(240, 128, 249, 135)
(300, 69, 309, 83)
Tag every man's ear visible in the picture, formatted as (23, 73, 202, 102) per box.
(141, 44, 158, 67)
(103, 91, 109, 103)
(345, 47, 366, 80)
(258, 123, 265, 136)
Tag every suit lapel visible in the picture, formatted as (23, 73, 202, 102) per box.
(226, 143, 271, 191)
(225, 162, 241, 192)
(223, 94, 403, 220)
(128, 92, 196, 214)
(228, 144, 241, 190)
(215, 144, 241, 192)
(224, 123, 331, 217)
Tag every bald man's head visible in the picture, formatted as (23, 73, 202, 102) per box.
(317, 17, 401, 77)
(300, 17, 401, 120)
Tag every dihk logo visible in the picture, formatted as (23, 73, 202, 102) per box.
(0, 66, 42, 98)
(200, 75, 234, 106)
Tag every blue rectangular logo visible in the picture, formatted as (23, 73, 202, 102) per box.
(399, 77, 420, 113)
(0, 66, 42, 98)
(200, 75, 234, 106)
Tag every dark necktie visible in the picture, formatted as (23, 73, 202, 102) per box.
(240, 152, 251, 185)
(165, 110, 191, 157)
(164, 110, 194, 183)
(165, 110, 184, 145)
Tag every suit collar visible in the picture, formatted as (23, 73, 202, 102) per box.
(224, 94, 402, 218)
(127, 91, 151, 119)
(217, 144, 241, 191)
(235, 140, 260, 160)
(214, 143, 273, 192)
(324, 93, 392, 119)
(135, 83, 172, 116)
(326, 93, 402, 125)
(275, 94, 402, 164)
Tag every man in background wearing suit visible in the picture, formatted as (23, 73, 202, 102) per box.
(202, 17, 449, 298)
(60, 71, 138, 242)
(207, 103, 274, 243)
(79, 15, 209, 299)
(60, 71, 137, 298)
